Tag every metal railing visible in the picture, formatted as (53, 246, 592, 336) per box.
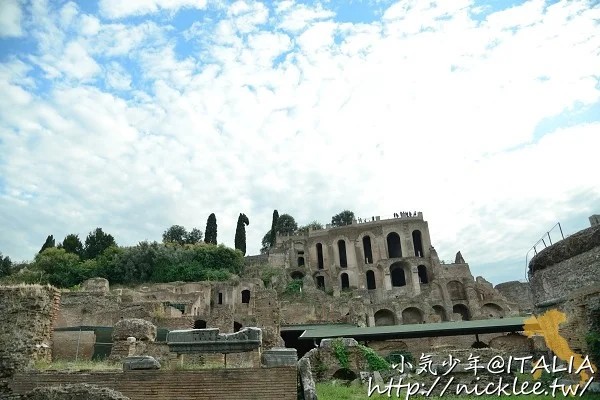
(525, 222, 564, 281)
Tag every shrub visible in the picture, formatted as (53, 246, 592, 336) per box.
(357, 344, 389, 371)
(385, 350, 415, 366)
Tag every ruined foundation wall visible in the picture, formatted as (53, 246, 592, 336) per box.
(495, 281, 534, 314)
(0, 285, 60, 377)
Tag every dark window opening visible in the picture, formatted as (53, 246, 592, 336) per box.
(417, 265, 428, 284)
(316, 276, 325, 289)
(241, 289, 250, 304)
(234, 321, 243, 332)
(390, 264, 406, 287)
(291, 271, 304, 280)
(363, 236, 373, 264)
(341, 273, 349, 290)
(338, 240, 348, 268)
(218, 292, 223, 305)
(297, 256, 305, 267)
(316, 243, 324, 269)
(366, 270, 376, 290)
(298, 251, 304, 255)
(194, 319, 207, 329)
(387, 232, 402, 258)
(412, 230, 424, 257)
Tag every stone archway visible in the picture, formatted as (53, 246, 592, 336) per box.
(374, 309, 396, 326)
(481, 303, 504, 318)
(402, 307, 424, 324)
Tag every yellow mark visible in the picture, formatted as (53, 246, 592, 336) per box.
(523, 309, 596, 393)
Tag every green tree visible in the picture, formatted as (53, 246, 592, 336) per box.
(234, 213, 250, 255)
(331, 210, 355, 227)
(260, 231, 271, 254)
(39, 235, 55, 254)
(186, 228, 203, 244)
(0, 252, 12, 277)
(60, 234, 84, 257)
(275, 214, 297, 235)
(33, 247, 91, 287)
(84, 228, 117, 259)
(162, 225, 188, 245)
(298, 221, 324, 234)
(204, 213, 218, 245)
(269, 210, 279, 247)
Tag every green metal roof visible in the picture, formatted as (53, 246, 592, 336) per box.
(280, 323, 355, 332)
(298, 317, 536, 341)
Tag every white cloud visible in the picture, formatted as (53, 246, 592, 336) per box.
(99, 0, 209, 19)
(0, 0, 23, 37)
(0, 0, 599, 286)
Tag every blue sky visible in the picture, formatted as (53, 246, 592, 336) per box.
(0, 0, 599, 285)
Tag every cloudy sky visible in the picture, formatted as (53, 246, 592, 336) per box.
(1, 0, 598, 285)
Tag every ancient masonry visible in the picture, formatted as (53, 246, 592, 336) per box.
(528, 222, 600, 355)
(0, 285, 60, 378)
(47, 212, 543, 362)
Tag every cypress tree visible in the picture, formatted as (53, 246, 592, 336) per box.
(270, 210, 279, 247)
(39, 235, 55, 254)
(205, 213, 218, 245)
(234, 213, 250, 255)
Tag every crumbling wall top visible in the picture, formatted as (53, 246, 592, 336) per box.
(529, 224, 600, 274)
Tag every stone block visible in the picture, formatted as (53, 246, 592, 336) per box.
(261, 348, 298, 367)
(122, 356, 161, 371)
(320, 337, 358, 349)
(113, 319, 157, 342)
(167, 327, 262, 354)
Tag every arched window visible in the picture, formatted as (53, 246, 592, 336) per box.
(417, 265, 428, 284)
(297, 256, 305, 267)
(412, 230, 424, 257)
(316, 243, 324, 269)
(390, 263, 406, 287)
(338, 240, 348, 268)
(241, 289, 250, 304)
(402, 307, 424, 324)
(340, 273, 349, 290)
(432, 305, 447, 322)
(387, 232, 402, 258)
(363, 236, 373, 264)
(366, 270, 376, 290)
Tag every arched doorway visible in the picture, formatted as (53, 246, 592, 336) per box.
(417, 265, 428, 284)
(366, 270, 376, 290)
(316, 243, 324, 269)
(482, 303, 504, 318)
(363, 236, 373, 264)
(316, 276, 325, 289)
(374, 309, 396, 326)
(340, 273, 349, 290)
(194, 319, 207, 329)
(297, 256, 305, 267)
(338, 240, 348, 268)
(291, 271, 304, 280)
(387, 232, 402, 258)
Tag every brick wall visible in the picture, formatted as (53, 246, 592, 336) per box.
(9, 368, 297, 400)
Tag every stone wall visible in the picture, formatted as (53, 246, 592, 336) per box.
(0, 285, 60, 377)
(8, 368, 297, 400)
(52, 332, 95, 361)
(495, 281, 533, 314)
(528, 223, 600, 355)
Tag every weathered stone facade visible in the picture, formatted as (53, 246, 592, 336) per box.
(0, 285, 60, 378)
(528, 223, 600, 355)
(270, 213, 521, 327)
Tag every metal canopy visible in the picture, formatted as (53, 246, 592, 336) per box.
(298, 316, 537, 341)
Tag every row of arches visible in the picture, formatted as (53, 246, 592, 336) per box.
(320, 264, 430, 291)
(311, 230, 425, 269)
(373, 303, 473, 326)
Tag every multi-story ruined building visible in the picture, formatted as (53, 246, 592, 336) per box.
(268, 212, 521, 326)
